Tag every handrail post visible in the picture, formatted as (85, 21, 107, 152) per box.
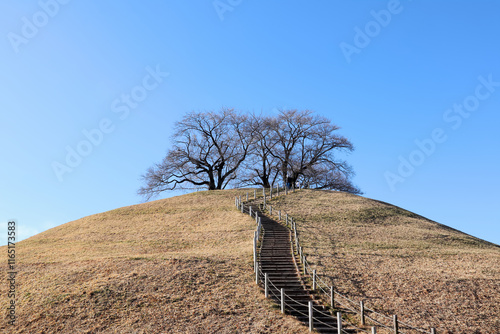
(330, 286, 334, 308)
(337, 312, 342, 334)
(281, 288, 285, 314)
(308, 301, 313, 332)
(372, 327, 377, 334)
(361, 300, 365, 325)
(254, 256, 257, 276)
(312, 269, 316, 291)
(253, 235, 257, 269)
(279, 210, 281, 221)
(393, 315, 399, 334)
(430, 328, 436, 334)
(265, 273, 268, 298)
(249, 206, 252, 217)
(241, 202, 244, 213)
(246, 192, 248, 201)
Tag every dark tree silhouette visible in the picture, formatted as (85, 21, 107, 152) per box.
(138, 108, 256, 200)
(139, 108, 361, 200)
(238, 115, 280, 189)
(265, 109, 356, 189)
(301, 164, 362, 194)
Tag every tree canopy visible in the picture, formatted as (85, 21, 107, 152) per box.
(138, 108, 361, 200)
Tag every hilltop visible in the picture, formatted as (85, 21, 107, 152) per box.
(1, 189, 498, 333)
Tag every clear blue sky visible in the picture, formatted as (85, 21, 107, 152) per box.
(1, 1, 499, 246)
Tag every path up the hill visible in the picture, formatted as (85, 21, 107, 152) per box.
(251, 203, 353, 334)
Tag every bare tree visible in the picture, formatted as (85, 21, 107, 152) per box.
(238, 114, 280, 188)
(138, 108, 256, 200)
(139, 108, 361, 199)
(266, 109, 355, 189)
(301, 163, 362, 194)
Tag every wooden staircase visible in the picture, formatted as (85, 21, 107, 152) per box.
(254, 204, 353, 333)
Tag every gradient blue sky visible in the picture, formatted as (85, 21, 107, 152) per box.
(1, 1, 499, 246)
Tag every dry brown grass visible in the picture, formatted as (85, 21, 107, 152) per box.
(3, 188, 498, 333)
(0, 190, 309, 333)
(267, 189, 500, 334)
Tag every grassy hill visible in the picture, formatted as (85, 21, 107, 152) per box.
(0, 190, 307, 333)
(266, 189, 500, 333)
(2, 189, 498, 333)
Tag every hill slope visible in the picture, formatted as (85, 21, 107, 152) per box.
(2, 189, 498, 333)
(266, 189, 500, 333)
(0, 190, 308, 333)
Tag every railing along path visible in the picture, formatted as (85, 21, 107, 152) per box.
(235, 186, 437, 334)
